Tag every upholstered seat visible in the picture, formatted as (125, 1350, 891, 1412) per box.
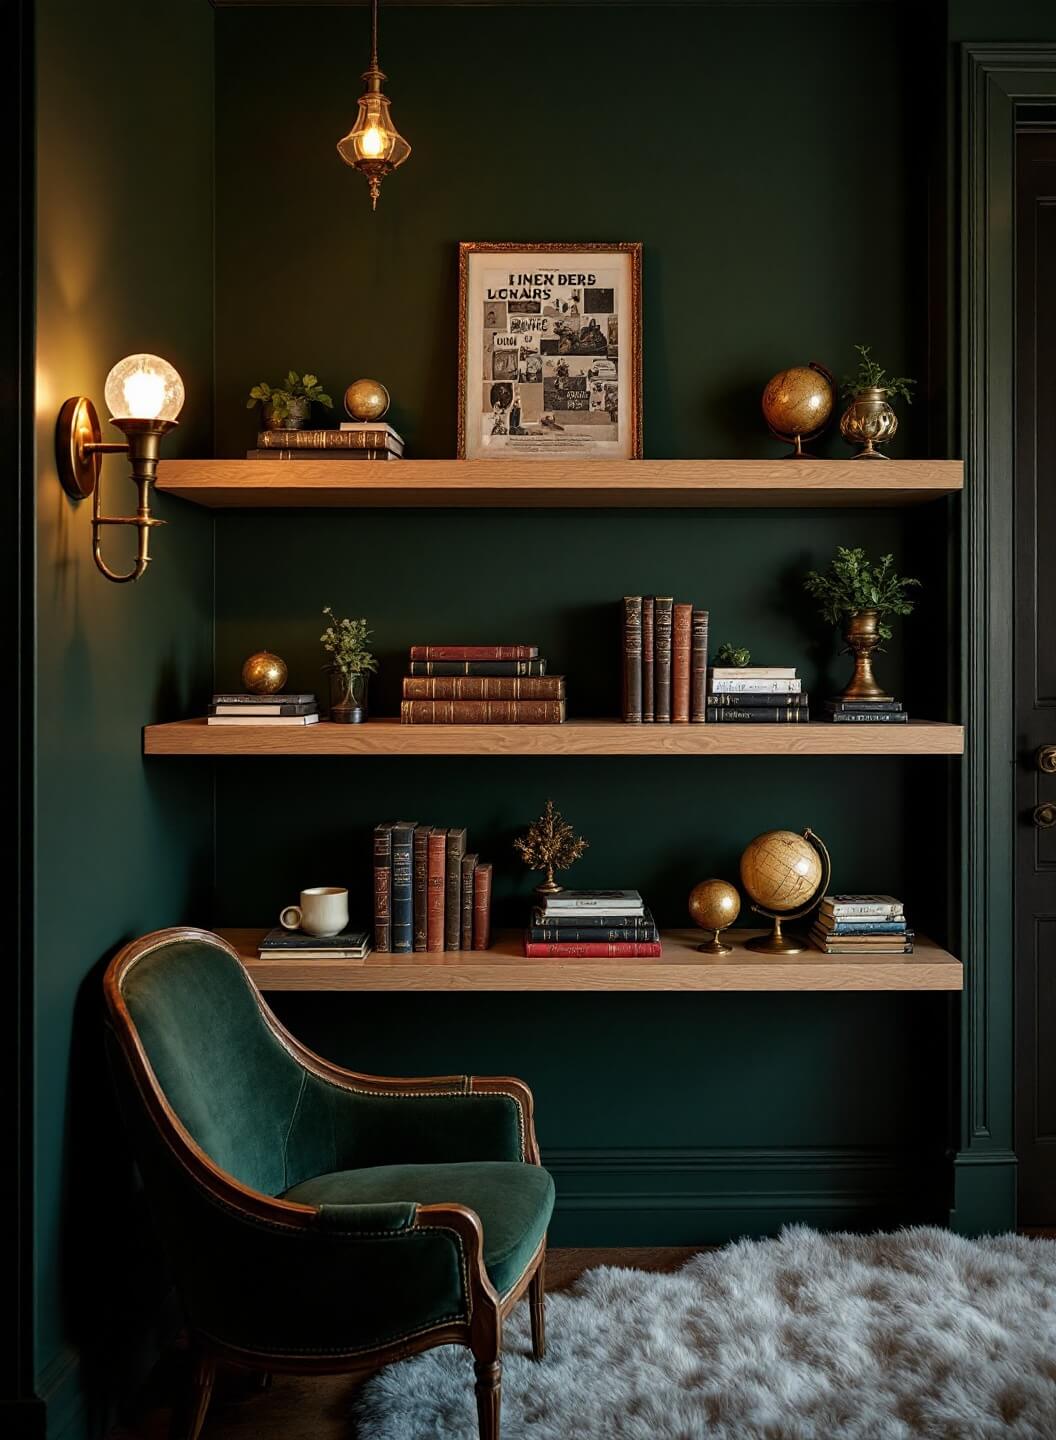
(104, 927, 550, 1440)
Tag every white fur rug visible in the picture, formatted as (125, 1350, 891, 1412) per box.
(355, 1227, 1056, 1439)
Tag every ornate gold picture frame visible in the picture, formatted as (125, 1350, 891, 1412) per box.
(458, 242, 643, 460)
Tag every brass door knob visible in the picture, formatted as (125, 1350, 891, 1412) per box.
(1034, 803, 1056, 829)
(1038, 745, 1056, 774)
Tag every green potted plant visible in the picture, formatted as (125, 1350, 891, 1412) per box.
(319, 607, 378, 723)
(839, 345, 915, 458)
(247, 371, 334, 431)
(803, 547, 920, 700)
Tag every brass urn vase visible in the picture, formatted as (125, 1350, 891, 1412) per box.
(841, 609, 890, 701)
(839, 386, 898, 458)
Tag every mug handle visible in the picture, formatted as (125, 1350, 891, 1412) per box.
(280, 905, 302, 930)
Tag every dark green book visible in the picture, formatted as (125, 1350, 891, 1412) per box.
(445, 828, 467, 951)
(390, 822, 418, 954)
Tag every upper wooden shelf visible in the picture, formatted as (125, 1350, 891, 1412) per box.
(144, 718, 965, 757)
(222, 927, 963, 993)
(156, 458, 963, 509)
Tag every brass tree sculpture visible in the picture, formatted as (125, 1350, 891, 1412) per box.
(514, 799, 589, 895)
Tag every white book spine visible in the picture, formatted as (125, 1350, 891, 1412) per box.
(821, 903, 903, 918)
(710, 668, 796, 679)
(709, 677, 802, 694)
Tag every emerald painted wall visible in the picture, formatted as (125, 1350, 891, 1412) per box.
(34, 0, 215, 1432)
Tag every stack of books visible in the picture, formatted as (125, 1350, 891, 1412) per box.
(400, 646, 565, 724)
(256, 927, 371, 961)
(207, 692, 319, 726)
(825, 697, 908, 724)
(621, 597, 709, 722)
(524, 890, 661, 957)
(707, 666, 808, 723)
(247, 422, 404, 462)
(373, 821, 493, 954)
(809, 894, 914, 954)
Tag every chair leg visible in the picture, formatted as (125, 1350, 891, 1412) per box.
(171, 1350, 215, 1440)
(529, 1257, 546, 1360)
(473, 1357, 502, 1440)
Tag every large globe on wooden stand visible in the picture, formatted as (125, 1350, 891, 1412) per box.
(739, 828, 830, 955)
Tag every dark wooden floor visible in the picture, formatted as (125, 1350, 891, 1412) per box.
(111, 1248, 701, 1440)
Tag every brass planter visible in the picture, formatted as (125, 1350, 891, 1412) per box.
(262, 396, 311, 431)
(840, 609, 891, 701)
(839, 386, 898, 459)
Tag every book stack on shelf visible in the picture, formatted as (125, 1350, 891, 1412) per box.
(707, 666, 809, 724)
(809, 894, 914, 954)
(373, 821, 493, 954)
(255, 927, 371, 961)
(401, 646, 566, 724)
(826, 697, 908, 724)
(621, 597, 709, 722)
(524, 890, 661, 958)
(248, 422, 404, 462)
(207, 691, 319, 726)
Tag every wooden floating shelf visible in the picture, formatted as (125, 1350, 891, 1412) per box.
(144, 718, 965, 757)
(156, 458, 963, 510)
(222, 928, 963, 994)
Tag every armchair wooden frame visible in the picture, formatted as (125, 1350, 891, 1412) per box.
(103, 927, 547, 1440)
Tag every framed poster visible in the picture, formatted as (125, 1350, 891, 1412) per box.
(458, 242, 642, 459)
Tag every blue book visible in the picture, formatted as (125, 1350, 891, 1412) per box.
(823, 919, 907, 935)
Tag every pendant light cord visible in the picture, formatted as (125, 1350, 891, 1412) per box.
(371, 0, 379, 69)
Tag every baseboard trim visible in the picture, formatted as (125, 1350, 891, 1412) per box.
(949, 1149, 1017, 1234)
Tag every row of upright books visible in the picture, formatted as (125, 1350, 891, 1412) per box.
(207, 691, 319, 726)
(523, 890, 660, 957)
(374, 821, 492, 953)
(809, 894, 914, 954)
(621, 597, 709, 722)
(248, 422, 404, 462)
(400, 646, 566, 724)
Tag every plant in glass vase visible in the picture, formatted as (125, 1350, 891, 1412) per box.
(319, 607, 378, 723)
(803, 547, 920, 702)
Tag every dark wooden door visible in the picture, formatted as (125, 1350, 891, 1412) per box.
(1015, 128, 1056, 1226)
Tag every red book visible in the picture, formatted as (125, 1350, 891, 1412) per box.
(523, 941, 663, 958)
(427, 829, 447, 952)
(473, 862, 493, 950)
(409, 646, 538, 661)
(401, 699, 565, 724)
(672, 603, 693, 722)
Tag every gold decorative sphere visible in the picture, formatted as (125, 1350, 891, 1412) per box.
(740, 830, 824, 914)
(241, 650, 288, 694)
(688, 878, 741, 933)
(761, 363, 834, 455)
(343, 378, 390, 422)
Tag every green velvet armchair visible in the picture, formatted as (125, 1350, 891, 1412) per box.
(103, 927, 554, 1440)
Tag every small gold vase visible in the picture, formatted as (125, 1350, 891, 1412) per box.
(839, 387, 898, 459)
(841, 609, 891, 701)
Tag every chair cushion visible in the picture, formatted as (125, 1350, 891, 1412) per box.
(283, 1160, 554, 1296)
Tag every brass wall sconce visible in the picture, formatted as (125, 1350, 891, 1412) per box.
(56, 353, 184, 583)
(336, 0, 410, 210)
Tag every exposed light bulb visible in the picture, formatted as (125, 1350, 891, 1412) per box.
(361, 126, 384, 157)
(104, 354, 185, 423)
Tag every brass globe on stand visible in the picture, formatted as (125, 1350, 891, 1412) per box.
(688, 878, 741, 954)
(739, 828, 831, 955)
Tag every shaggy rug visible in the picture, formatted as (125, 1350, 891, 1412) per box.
(355, 1227, 1056, 1439)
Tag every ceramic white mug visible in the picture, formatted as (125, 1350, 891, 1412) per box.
(280, 886, 349, 937)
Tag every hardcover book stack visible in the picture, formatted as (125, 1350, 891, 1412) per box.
(248, 422, 404, 462)
(401, 646, 566, 724)
(825, 697, 908, 724)
(207, 692, 319, 726)
(256, 927, 371, 961)
(707, 667, 809, 723)
(809, 894, 914, 954)
(373, 821, 493, 954)
(621, 597, 709, 722)
(524, 890, 661, 958)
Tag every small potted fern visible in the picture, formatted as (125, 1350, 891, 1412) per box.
(319, 607, 378, 723)
(839, 345, 915, 458)
(803, 547, 920, 701)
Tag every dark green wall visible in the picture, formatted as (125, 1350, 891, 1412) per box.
(34, 0, 215, 1432)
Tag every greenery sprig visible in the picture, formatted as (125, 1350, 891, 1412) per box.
(715, 642, 751, 668)
(841, 345, 915, 404)
(319, 607, 378, 677)
(247, 371, 333, 422)
(803, 547, 920, 647)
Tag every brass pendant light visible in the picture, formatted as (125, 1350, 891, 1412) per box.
(336, 0, 411, 210)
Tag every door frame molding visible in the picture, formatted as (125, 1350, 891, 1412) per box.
(955, 45, 1056, 1231)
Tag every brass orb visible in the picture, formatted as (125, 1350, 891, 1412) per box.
(688, 878, 741, 954)
(343, 379, 390, 422)
(241, 650, 288, 694)
(761, 362, 835, 458)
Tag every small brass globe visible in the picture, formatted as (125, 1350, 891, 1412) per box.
(761, 362, 834, 458)
(343, 378, 391, 422)
(241, 650, 288, 695)
(688, 878, 741, 955)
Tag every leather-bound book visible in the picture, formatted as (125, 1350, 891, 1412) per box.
(460, 854, 478, 950)
(445, 828, 467, 951)
(409, 645, 538, 661)
(390, 822, 417, 954)
(473, 863, 493, 951)
(412, 825, 432, 952)
(400, 699, 565, 724)
(524, 940, 663, 958)
(426, 829, 447, 952)
(690, 609, 710, 722)
(621, 596, 643, 722)
(403, 675, 565, 700)
(409, 659, 547, 676)
(642, 596, 655, 722)
(672, 603, 693, 721)
(654, 598, 674, 721)
(372, 821, 396, 953)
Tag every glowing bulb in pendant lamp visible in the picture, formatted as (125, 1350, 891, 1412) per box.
(336, 0, 411, 210)
(104, 354, 185, 423)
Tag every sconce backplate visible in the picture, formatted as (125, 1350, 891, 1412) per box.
(57, 395, 102, 499)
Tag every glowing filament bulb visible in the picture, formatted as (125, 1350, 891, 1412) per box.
(104, 353, 185, 423)
(361, 126, 385, 157)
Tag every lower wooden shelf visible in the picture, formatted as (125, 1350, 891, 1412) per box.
(147, 718, 965, 757)
(221, 928, 963, 993)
